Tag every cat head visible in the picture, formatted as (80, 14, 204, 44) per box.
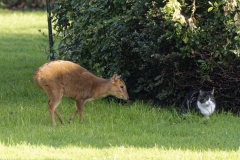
(198, 89, 215, 106)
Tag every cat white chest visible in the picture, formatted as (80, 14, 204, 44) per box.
(197, 99, 216, 116)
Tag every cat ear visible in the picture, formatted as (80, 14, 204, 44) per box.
(211, 89, 214, 95)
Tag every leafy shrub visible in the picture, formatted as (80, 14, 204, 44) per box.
(51, 0, 240, 112)
(0, 0, 54, 9)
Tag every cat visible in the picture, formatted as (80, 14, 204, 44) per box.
(182, 89, 216, 118)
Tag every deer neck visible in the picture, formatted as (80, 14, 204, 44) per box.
(92, 78, 112, 99)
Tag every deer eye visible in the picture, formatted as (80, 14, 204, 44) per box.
(120, 86, 124, 89)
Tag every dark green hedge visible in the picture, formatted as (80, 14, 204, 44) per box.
(51, 0, 240, 112)
(0, 0, 54, 9)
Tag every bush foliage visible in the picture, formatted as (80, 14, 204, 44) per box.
(51, 0, 240, 112)
(0, 0, 54, 9)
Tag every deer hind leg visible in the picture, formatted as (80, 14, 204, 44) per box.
(69, 100, 85, 124)
(69, 110, 78, 123)
(47, 91, 64, 126)
(55, 109, 64, 124)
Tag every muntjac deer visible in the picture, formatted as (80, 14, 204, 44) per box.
(34, 60, 129, 126)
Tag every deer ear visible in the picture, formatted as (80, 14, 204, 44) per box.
(111, 72, 121, 83)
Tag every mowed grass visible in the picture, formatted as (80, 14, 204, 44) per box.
(0, 9, 240, 159)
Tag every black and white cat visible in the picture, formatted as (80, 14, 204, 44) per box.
(182, 89, 216, 118)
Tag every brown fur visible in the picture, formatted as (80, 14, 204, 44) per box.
(34, 60, 129, 125)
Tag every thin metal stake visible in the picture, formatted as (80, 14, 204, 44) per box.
(46, 0, 55, 61)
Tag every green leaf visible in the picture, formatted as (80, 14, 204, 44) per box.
(182, 36, 189, 43)
(208, 7, 213, 12)
(202, 75, 210, 81)
(197, 59, 206, 63)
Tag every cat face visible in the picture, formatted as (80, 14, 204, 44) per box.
(198, 89, 215, 107)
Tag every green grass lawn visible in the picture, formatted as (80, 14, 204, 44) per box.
(0, 9, 240, 159)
